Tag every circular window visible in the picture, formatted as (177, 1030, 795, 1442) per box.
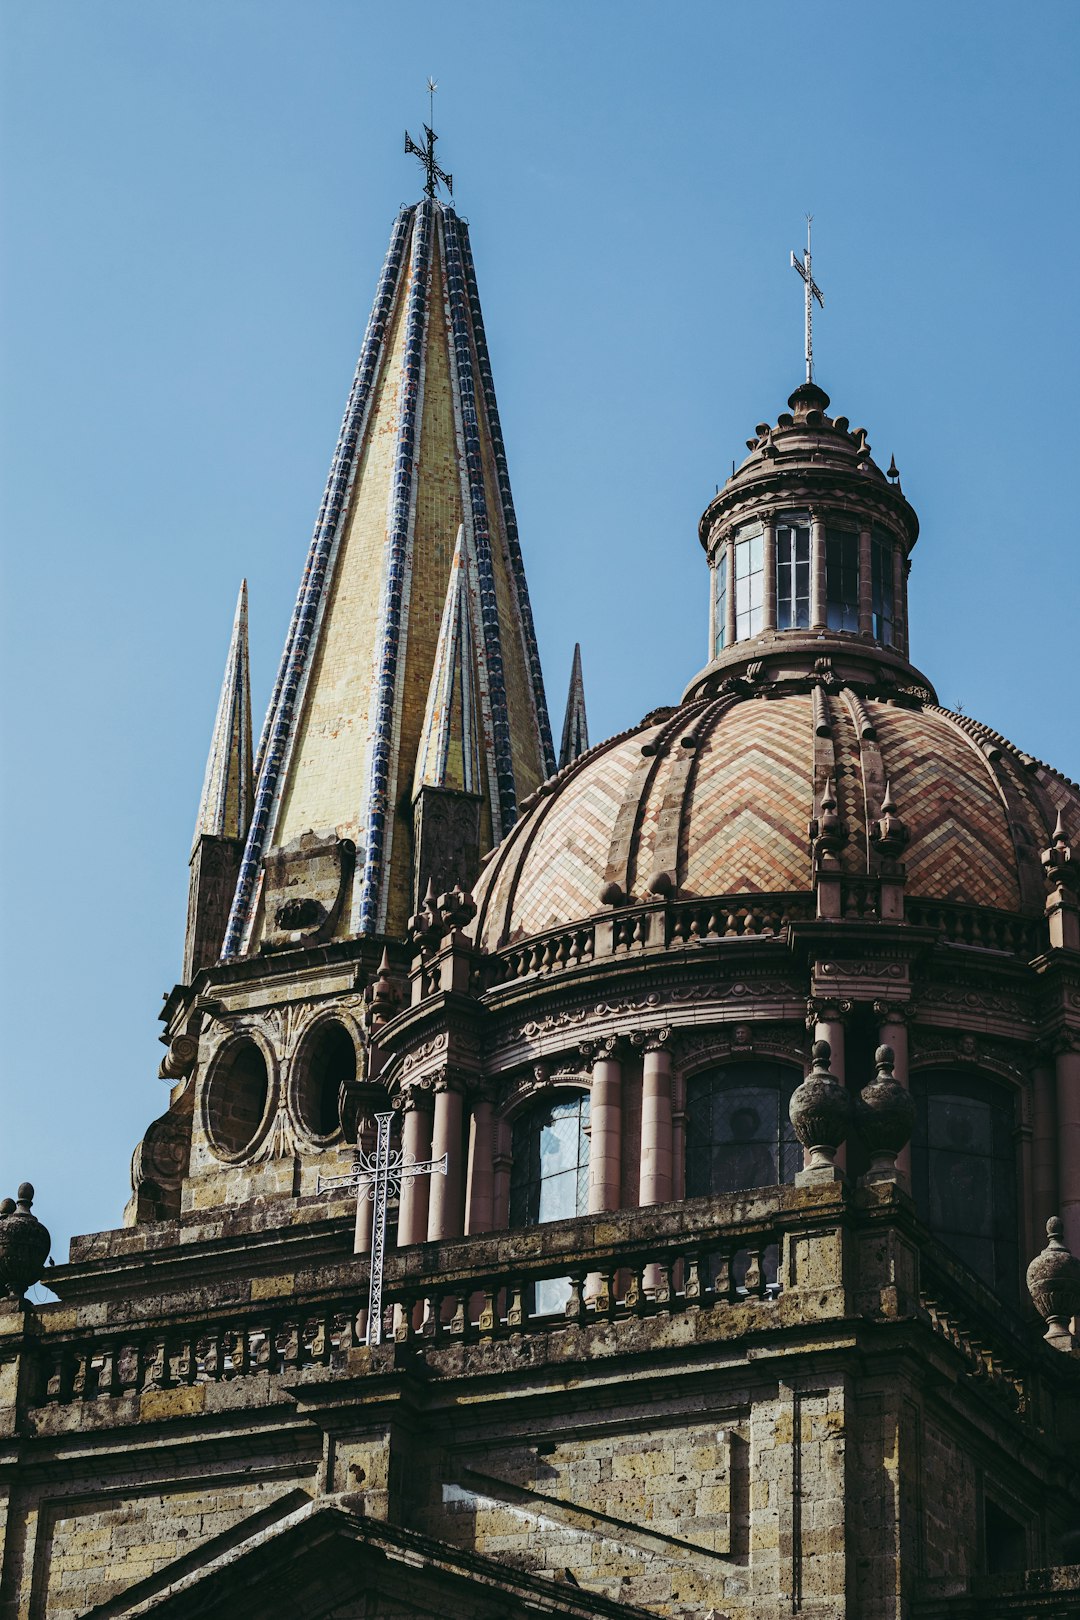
(204, 1039, 271, 1160)
(293, 1022, 354, 1141)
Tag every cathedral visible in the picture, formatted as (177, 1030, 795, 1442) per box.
(2, 128, 1080, 1620)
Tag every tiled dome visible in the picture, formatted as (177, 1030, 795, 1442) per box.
(471, 685, 1079, 950)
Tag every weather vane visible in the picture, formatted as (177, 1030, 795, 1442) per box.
(790, 215, 824, 384)
(405, 79, 453, 201)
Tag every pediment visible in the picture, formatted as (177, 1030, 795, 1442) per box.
(86, 1494, 650, 1620)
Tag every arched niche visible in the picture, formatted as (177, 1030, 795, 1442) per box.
(291, 1020, 356, 1143)
(203, 1037, 273, 1162)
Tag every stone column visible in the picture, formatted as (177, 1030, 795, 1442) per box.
(638, 1032, 674, 1207)
(807, 999, 848, 1173)
(810, 512, 827, 630)
(875, 1001, 912, 1184)
(724, 534, 737, 649)
(492, 1114, 512, 1229)
(397, 1088, 434, 1247)
(465, 1086, 496, 1235)
(1032, 1060, 1058, 1240)
(586, 1038, 623, 1214)
(1056, 1037, 1080, 1257)
(893, 547, 908, 658)
(427, 1076, 466, 1242)
(671, 1064, 686, 1201)
(858, 526, 873, 636)
(761, 513, 777, 633)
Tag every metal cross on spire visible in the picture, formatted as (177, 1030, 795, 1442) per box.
(405, 81, 453, 201)
(790, 215, 825, 384)
(317, 1111, 447, 1346)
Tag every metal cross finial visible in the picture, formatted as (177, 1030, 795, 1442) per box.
(405, 91, 453, 201)
(790, 214, 825, 384)
(317, 1111, 447, 1346)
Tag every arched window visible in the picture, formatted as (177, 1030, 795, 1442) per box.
(911, 1071, 1019, 1302)
(204, 1038, 271, 1160)
(510, 1093, 590, 1227)
(685, 1063, 802, 1198)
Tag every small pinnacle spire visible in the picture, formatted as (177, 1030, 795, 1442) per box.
(413, 525, 481, 799)
(558, 644, 590, 768)
(193, 581, 253, 852)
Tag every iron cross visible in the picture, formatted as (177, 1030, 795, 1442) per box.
(317, 1111, 447, 1346)
(405, 122, 453, 201)
(791, 215, 824, 384)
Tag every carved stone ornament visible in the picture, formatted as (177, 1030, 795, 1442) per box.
(0, 1184, 51, 1300)
(855, 1045, 915, 1185)
(261, 831, 356, 952)
(789, 1041, 850, 1183)
(1026, 1217, 1080, 1351)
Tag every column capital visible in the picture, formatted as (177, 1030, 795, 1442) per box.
(431, 1067, 467, 1096)
(873, 999, 916, 1024)
(579, 1033, 625, 1065)
(628, 1025, 673, 1054)
(394, 1079, 436, 1113)
(806, 996, 853, 1030)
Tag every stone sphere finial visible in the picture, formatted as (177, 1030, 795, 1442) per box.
(1026, 1216, 1080, 1352)
(0, 1183, 51, 1302)
(856, 1045, 915, 1187)
(789, 1041, 850, 1183)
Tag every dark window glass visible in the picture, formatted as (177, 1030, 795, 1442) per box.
(911, 1071, 1019, 1302)
(826, 530, 860, 631)
(776, 519, 811, 629)
(685, 1064, 802, 1197)
(714, 552, 728, 654)
(871, 529, 895, 645)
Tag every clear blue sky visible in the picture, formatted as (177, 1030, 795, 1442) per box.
(2, 1, 1077, 1266)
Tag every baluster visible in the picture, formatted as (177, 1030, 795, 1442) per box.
(743, 1248, 764, 1298)
(631, 913, 646, 948)
(705, 908, 721, 940)
(117, 1343, 140, 1395)
(70, 1350, 90, 1400)
(95, 1345, 118, 1399)
(687, 908, 702, 943)
(712, 1250, 732, 1304)
(395, 1296, 416, 1344)
(593, 1268, 616, 1320)
(144, 1338, 171, 1391)
(564, 1273, 586, 1325)
(581, 927, 594, 961)
(670, 908, 686, 945)
(172, 1336, 194, 1386)
(477, 1287, 498, 1338)
(652, 1260, 672, 1309)
(44, 1347, 71, 1403)
(275, 1319, 300, 1373)
(556, 933, 570, 969)
(449, 1291, 468, 1338)
(506, 1279, 526, 1330)
(624, 1264, 647, 1316)
(683, 1251, 702, 1306)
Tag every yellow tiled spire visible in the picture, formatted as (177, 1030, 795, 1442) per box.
(222, 188, 555, 957)
(412, 525, 484, 800)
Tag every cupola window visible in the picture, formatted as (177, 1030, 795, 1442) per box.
(826, 529, 860, 631)
(713, 550, 728, 655)
(911, 1072, 1019, 1302)
(871, 529, 895, 646)
(776, 517, 811, 629)
(734, 530, 764, 640)
(510, 1093, 591, 1228)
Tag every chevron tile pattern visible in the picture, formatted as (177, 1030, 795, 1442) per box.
(875, 706, 1020, 909)
(680, 695, 814, 896)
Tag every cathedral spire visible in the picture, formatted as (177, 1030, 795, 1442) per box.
(220, 178, 555, 959)
(192, 580, 253, 852)
(558, 643, 589, 768)
(183, 581, 254, 981)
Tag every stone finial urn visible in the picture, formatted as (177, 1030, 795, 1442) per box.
(789, 1041, 850, 1183)
(0, 1184, 51, 1301)
(856, 1045, 915, 1186)
(1026, 1217, 1080, 1351)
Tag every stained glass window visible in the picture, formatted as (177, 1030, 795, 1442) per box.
(685, 1064, 802, 1197)
(911, 1072, 1019, 1302)
(776, 517, 811, 629)
(826, 530, 860, 631)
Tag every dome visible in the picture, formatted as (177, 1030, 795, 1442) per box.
(472, 683, 1080, 950)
